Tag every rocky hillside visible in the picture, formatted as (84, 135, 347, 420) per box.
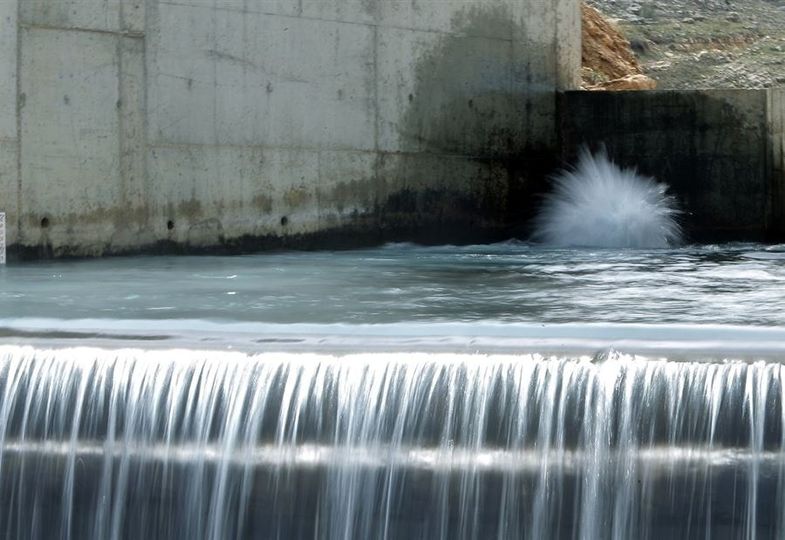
(581, 3, 656, 89)
(586, 0, 785, 89)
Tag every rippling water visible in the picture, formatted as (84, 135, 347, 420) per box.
(2, 242, 785, 352)
(1, 242, 785, 325)
(2, 243, 785, 539)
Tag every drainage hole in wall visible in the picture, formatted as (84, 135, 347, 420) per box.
(167, 220, 175, 230)
(280, 216, 289, 226)
(40, 217, 50, 228)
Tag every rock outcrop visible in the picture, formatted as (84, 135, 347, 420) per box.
(593, 73, 658, 90)
(581, 3, 658, 90)
(587, 0, 785, 90)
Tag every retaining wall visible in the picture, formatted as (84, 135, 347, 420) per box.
(0, 0, 581, 258)
(560, 89, 785, 241)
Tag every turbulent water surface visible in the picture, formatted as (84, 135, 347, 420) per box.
(2, 242, 785, 539)
(533, 150, 682, 249)
(2, 242, 785, 328)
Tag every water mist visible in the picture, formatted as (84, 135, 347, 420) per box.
(534, 149, 682, 248)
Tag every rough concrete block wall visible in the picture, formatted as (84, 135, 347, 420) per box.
(769, 88, 785, 236)
(0, 0, 18, 247)
(6, 0, 147, 257)
(0, 0, 581, 257)
(560, 89, 779, 241)
(21, 29, 122, 252)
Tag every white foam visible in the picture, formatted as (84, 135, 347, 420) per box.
(534, 149, 681, 248)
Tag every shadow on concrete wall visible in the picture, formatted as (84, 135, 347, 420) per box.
(374, 6, 559, 244)
(560, 90, 779, 242)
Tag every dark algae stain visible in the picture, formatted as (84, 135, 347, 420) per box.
(10, 6, 565, 260)
(387, 6, 560, 240)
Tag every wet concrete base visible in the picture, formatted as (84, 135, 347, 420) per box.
(0, 447, 780, 539)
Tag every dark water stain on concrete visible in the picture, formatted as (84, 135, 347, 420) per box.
(384, 5, 559, 239)
(177, 199, 204, 219)
(252, 194, 273, 213)
(282, 187, 310, 208)
(10, 6, 564, 260)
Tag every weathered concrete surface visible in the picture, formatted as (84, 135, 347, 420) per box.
(769, 89, 785, 237)
(20, 28, 127, 254)
(560, 89, 785, 241)
(0, 0, 581, 258)
(0, 0, 18, 247)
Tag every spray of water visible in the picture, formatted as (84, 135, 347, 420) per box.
(534, 149, 682, 248)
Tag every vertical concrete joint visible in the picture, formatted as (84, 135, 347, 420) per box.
(555, 0, 581, 90)
(15, 0, 23, 245)
(767, 88, 785, 237)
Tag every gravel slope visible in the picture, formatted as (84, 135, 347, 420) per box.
(587, 0, 785, 88)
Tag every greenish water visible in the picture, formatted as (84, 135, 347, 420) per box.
(1, 242, 785, 353)
(3, 243, 785, 539)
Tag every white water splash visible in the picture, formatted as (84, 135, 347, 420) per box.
(534, 149, 681, 248)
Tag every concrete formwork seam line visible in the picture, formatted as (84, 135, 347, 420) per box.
(0, 212, 5, 265)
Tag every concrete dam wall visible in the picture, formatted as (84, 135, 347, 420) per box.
(0, 0, 581, 258)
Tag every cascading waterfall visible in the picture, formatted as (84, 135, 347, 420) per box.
(1, 345, 784, 539)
